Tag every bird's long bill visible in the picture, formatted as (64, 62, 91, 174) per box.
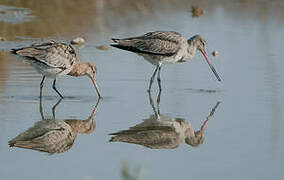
(201, 50, 221, 81)
(90, 76, 102, 98)
(201, 117, 210, 132)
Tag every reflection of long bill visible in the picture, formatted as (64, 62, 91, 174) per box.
(201, 50, 222, 81)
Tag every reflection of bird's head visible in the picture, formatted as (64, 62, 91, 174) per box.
(185, 130, 205, 147)
(64, 115, 95, 134)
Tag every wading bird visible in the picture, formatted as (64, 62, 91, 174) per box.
(111, 31, 221, 92)
(11, 41, 101, 98)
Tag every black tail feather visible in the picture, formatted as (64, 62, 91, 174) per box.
(111, 38, 120, 43)
(110, 44, 174, 56)
(10, 48, 20, 54)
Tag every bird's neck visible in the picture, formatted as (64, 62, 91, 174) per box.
(68, 62, 89, 77)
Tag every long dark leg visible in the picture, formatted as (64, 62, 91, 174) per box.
(157, 90, 161, 115)
(157, 65, 162, 92)
(52, 98, 62, 119)
(39, 94, 44, 120)
(148, 65, 159, 92)
(40, 76, 45, 98)
(52, 78, 64, 99)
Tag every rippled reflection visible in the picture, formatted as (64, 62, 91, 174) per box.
(110, 92, 220, 149)
(8, 99, 100, 154)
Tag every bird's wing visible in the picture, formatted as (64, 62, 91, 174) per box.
(8, 120, 69, 146)
(109, 129, 180, 149)
(9, 120, 75, 153)
(11, 42, 77, 69)
(111, 31, 184, 56)
(9, 129, 75, 154)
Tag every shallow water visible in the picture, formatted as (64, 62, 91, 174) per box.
(0, 0, 284, 179)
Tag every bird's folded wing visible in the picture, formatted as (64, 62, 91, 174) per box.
(13, 43, 76, 69)
(132, 39, 180, 56)
(113, 31, 184, 56)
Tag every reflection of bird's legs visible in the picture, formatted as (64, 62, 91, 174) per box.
(39, 95, 44, 120)
(157, 90, 161, 115)
(201, 101, 221, 131)
(52, 98, 62, 119)
(148, 91, 160, 119)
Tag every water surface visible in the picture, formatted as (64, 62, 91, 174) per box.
(0, 0, 284, 179)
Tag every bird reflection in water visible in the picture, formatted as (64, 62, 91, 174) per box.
(109, 92, 220, 149)
(8, 98, 100, 154)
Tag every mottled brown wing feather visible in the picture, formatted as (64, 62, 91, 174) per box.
(12, 42, 77, 69)
(112, 31, 184, 56)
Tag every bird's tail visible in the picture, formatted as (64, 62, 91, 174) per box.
(10, 48, 21, 54)
(111, 38, 121, 43)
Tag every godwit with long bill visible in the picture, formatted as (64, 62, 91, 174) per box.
(11, 41, 101, 98)
(111, 31, 221, 92)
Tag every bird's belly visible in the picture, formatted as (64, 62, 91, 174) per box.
(23, 58, 72, 77)
(139, 54, 178, 66)
(40, 67, 71, 77)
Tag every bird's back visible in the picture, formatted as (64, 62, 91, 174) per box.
(111, 31, 189, 65)
(11, 41, 78, 77)
(109, 126, 181, 149)
(9, 119, 76, 154)
(111, 31, 186, 55)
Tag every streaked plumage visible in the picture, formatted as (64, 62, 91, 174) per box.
(11, 41, 101, 98)
(11, 41, 77, 77)
(109, 92, 221, 149)
(111, 31, 221, 91)
(110, 115, 196, 149)
(9, 99, 100, 154)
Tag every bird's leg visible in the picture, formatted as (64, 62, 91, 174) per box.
(40, 76, 45, 98)
(148, 65, 159, 92)
(52, 98, 62, 119)
(157, 65, 162, 92)
(52, 78, 64, 99)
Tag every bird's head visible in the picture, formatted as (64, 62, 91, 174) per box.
(84, 62, 97, 78)
(191, 35, 207, 52)
(188, 35, 221, 82)
(69, 62, 101, 98)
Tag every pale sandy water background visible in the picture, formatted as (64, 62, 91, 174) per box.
(0, 0, 284, 179)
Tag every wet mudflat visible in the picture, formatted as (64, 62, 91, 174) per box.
(0, 0, 284, 179)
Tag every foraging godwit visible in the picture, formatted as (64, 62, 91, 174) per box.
(111, 31, 221, 92)
(8, 98, 100, 154)
(11, 41, 101, 98)
(109, 92, 221, 149)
